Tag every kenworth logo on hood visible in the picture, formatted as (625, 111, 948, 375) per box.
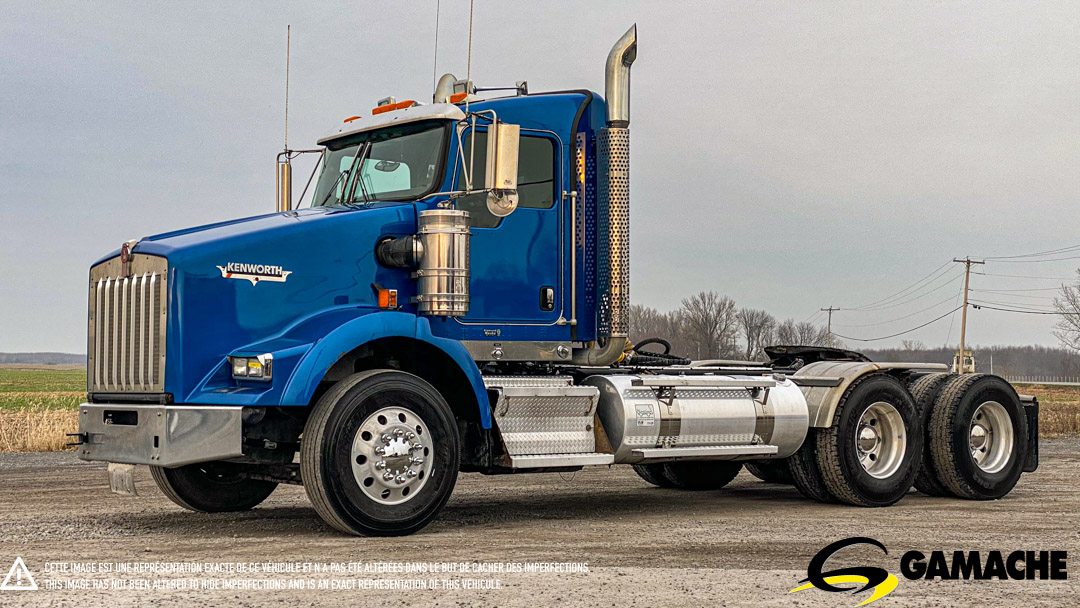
(216, 262, 293, 285)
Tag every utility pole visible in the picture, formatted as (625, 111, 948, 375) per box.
(820, 306, 839, 347)
(953, 257, 985, 373)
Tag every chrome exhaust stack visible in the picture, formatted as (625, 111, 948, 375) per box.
(604, 24, 638, 128)
(573, 24, 637, 367)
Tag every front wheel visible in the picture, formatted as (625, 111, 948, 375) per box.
(301, 370, 460, 536)
(150, 462, 277, 512)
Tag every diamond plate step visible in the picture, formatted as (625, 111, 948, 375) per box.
(632, 444, 778, 459)
(507, 452, 614, 469)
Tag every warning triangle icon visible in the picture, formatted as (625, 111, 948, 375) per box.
(1, 557, 38, 591)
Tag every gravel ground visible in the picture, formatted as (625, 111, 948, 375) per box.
(1, 440, 1077, 607)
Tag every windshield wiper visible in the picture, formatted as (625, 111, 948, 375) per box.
(317, 170, 350, 207)
(346, 142, 374, 205)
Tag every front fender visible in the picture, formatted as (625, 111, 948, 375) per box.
(282, 311, 491, 428)
(184, 308, 490, 428)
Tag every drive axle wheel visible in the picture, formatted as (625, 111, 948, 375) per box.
(632, 463, 676, 488)
(745, 459, 794, 485)
(929, 374, 1028, 500)
(301, 370, 460, 536)
(151, 462, 277, 512)
(907, 373, 956, 497)
(817, 374, 921, 507)
(659, 461, 742, 490)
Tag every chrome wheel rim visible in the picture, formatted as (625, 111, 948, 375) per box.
(970, 401, 1013, 474)
(350, 407, 433, 505)
(855, 401, 906, 479)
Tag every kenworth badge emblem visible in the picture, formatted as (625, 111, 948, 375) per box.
(216, 262, 293, 285)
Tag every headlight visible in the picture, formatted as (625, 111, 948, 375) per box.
(229, 354, 273, 381)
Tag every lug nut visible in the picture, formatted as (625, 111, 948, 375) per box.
(406, 431, 416, 440)
(382, 471, 394, 481)
(411, 442, 423, 451)
(394, 428, 405, 437)
(381, 433, 391, 443)
(395, 475, 406, 484)
(410, 457, 424, 465)
(406, 469, 418, 478)
(374, 447, 386, 456)
(374, 461, 386, 470)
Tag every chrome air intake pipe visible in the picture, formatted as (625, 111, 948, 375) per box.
(572, 24, 637, 367)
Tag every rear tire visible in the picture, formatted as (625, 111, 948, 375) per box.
(929, 374, 1028, 500)
(660, 461, 742, 490)
(301, 370, 460, 536)
(907, 373, 956, 497)
(745, 460, 794, 485)
(816, 374, 921, 507)
(632, 463, 676, 488)
(151, 462, 277, 512)
(787, 430, 836, 503)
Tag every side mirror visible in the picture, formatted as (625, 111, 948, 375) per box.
(484, 120, 519, 217)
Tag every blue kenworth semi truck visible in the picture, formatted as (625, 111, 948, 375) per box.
(74, 26, 1038, 536)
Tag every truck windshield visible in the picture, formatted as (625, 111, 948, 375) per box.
(311, 121, 449, 207)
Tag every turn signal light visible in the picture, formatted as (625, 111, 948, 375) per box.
(378, 288, 398, 309)
(343, 115, 362, 123)
(449, 92, 468, 103)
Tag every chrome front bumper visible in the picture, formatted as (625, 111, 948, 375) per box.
(76, 403, 244, 467)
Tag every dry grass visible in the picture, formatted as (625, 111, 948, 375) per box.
(1018, 384, 1080, 437)
(0, 408, 79, 452)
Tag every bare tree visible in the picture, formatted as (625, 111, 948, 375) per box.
(680, 291, 739, 359)
(775, 318, 831, 347)
(738, 308, 776, 361)
(900, 339, 926, 352)
(1053, 271, 1080, 352)
(629, 304, 690, 357)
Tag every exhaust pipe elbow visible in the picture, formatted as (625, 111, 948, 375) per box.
(605, 24, 638, 127)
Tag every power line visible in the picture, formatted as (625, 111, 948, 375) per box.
(989, 244, 1080, 260)
(943, 278, 965, 347)
(833, 306, 963, 342)
(845, 260, 952, 311)
(989, 255, 1080, 264)
(970, 303, 1061, 316)
(969, 298, 1056, 312)
(970, 286, 1062, 292)
(844, 268, 964, 312)
(973, 271, 1076, 280)
(832, 294, 958, 329)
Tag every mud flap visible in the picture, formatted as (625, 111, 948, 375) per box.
(108, 462, 138, 496)
(1022, 397, 1039, 473)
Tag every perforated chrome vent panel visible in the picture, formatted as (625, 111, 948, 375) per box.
(597, 127, 630, 336)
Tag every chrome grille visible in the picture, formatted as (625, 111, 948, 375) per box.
(87, 254, 168, 393)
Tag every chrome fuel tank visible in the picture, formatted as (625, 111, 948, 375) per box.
(584, 374, 809, 463)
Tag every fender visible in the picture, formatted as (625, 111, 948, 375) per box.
(281, 311, 491, 428)
(795, 360, 949, 427)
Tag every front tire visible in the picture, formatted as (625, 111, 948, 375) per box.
(929, 374, 1028, 500)
(816, 374, 921, 507)
(150, 462, 277, 512)
(301, 370, 460, 536)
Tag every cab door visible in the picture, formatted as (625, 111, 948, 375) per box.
(454, 128, 563, 324)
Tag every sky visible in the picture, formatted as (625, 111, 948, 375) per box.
(2, 1, 1079, 353)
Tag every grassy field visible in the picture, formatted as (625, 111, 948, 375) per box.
(0, 368, 1077, 452)
(0, 367, 85, 451)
